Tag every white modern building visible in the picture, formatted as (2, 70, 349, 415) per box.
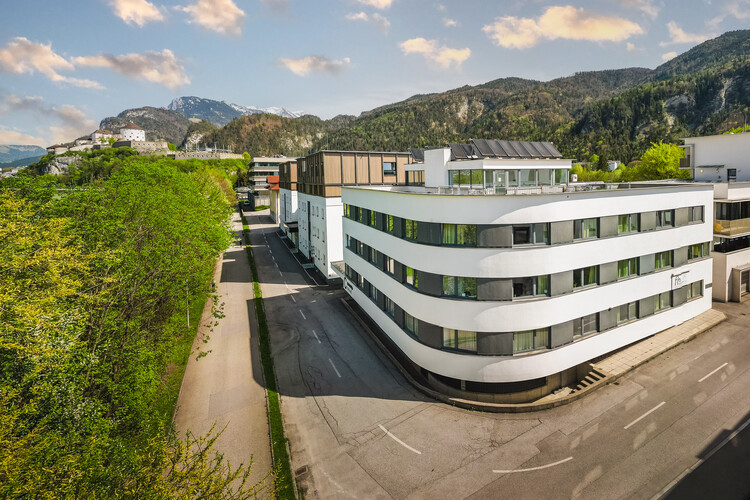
(248, 156, 289, 208)
(682, 133, 750, 301)
(278, 160, 300, 248)
(295, 150, 412, 281)
(338, 139, 713, 403)
(119, 123, 146, 142)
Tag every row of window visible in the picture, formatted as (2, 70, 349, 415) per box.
(448, 168, 569, 189)
(346, 235, 710, 301)
(346, 262, 704, 355)
(715, 201, 750, 221)
(344, 204, 705, 248)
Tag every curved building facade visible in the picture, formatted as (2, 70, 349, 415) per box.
(338, 142, 714, 403)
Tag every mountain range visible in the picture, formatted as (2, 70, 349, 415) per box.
(167, 96, 302, 126)
(0, 145, 47, 163)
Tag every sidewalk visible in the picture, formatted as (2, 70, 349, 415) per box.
(173, 210, 272, 492)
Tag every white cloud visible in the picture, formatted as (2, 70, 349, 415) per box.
(709, 0, 750, 29)
(0, 94, 95, 145)
(660, 22, 713, 46)
(615, 0, 659, 20)
(626, 42, 638, 51)
(110, 0, 164, 26)
(73, 49, 189, 90)
(443, 17, 457, 27)
(346, 11, 390, 33)
(661, 51, 678, 62)
(436, 3, 446, 12)
(0, 37, 102, 89)
(178, 0, 245, 36)
(357, 0, 394, 9)
(482, 6, 644, 50)
(400, 37, 470, 69)
(0, 127, 47, 146)
(278, 56, 351, 76)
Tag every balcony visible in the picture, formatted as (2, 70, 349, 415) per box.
(714, 218, 750, 237)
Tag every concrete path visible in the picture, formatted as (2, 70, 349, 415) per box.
(174, 209, 272, 494)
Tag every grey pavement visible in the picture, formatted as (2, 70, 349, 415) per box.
(245, 208, 750, 500)
(174, 209, 273, 494)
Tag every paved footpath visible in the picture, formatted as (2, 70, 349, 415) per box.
(174, 209, 272, 493)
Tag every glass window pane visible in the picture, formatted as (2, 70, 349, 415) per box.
(456, 331, 477, 352)
(442, 224, 456, 244)
(534, 223, 549, 244)
(555, 169, 569, 185)
(573, 319, 583, 338)
(582, 313, 597, 334)
(618, 215, 628, 233)
(459, 170, 471, 185)
(585, 266, 598, 286)
(538, 169, 552, 186)
(583, 218, 598, 238)
(507, 170, 518, 187)
(471, 170, 483, 187)
(629, 301, 637, 318)
(451, 170, 459, 186)
(493, 170, 505, 189)
(514, 330, 534, 352)
(618, 259, 629, 278)
(535, 328, 549, 349)
(513, 225, 531, 245)
(458, 277, 477, 298)
(513, 277, 533, 297)
(443, 276, 456, 296)
(457, 225, 477, 246)
(537, 275, 549, 295)
(520, 169, 536, 187)
(443, 328, 456, 348)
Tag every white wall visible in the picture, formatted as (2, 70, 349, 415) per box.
(120, 128, 145, 141)
(279, 188, 298, 235)
(298, 193, 311, 259)
(686, 134, 750, 182)
(712, 248, 750, 301)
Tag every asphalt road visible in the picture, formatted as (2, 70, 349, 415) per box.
(245, 209, 750, 500)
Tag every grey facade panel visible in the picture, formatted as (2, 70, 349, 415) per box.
(674, 246, 688, 268)
(673, 286, 688, 307)
(418, 320, 443, 349)
(477, 332, 513, 355)
(550, 270, 573, 296)
(600, 215, 618, 239)
(376, 291, 385, 310)
(393, 305, 405, 327)
(375, 212, 384, 231)
(477, 225, 512, 247)
(418, 270, 443, 297)
(640, 254, 655, 275)
(394, 261, 404, 283)
(599, 309, 617, 331)
(393, 216, 403, 238)
(675, 207, 689, 227)
(639, 297, 655, 318)
(477, 278, 513, 301)
(550, 220, 574, 245)
(599, 261, 618, 285)
(641, 211, 656, 232)
(550, 320, 574, 348)
(417, 221, 442, 245)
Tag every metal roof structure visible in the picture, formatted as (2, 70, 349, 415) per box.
(449, 139, 562, 161)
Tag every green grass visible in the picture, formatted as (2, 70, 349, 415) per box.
(242, 216, 296, 499)
(254, 205, 270, 211)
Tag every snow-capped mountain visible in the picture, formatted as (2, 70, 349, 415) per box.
(167, 96, 303, 126)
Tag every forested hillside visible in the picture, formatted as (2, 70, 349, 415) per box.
(0, 150, 262, 498)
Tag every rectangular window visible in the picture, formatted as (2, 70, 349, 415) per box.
(386, 214, 394, 232)
(384, 296, 395, 317)
(513, 224, 549, 245)
(356, 240, 364, 256)
(471, 170, 483, 187)
(443, 329, 477, 352)
(442, 224, 477, 246)
(512, 275, 549, 298)
(369, 284, 378, 303)
(688, 242, 711, 260)
(507, 170, 518, 187)
(442, 276, 477, 299)
(442, 223, 456, 245)
(688, 206, 704, 223)
(687, 280, 703, 299)
(573, 313, 598, 339)
(369, 247, 377, 264)
(555, 169, 569, 185)
(357, 208, 366, 224)
(404, 312, 418, 337)
(344, 204, 351, 218)
(385, 256, 395, 275)
(513, 328, 549, 352)
(383, 162, 396, 176)
(617, 257, 638, 279)
(654, 291, 671, 312)
(573, 265, 598, 288)
(655, 250, 672, 270)
(574, 218, 599, 239)
(404, 219, 418, 240)
(617, 301, 637, 323)
(656, 210, 674, 228)
(617, 214, 639, 234)
(519, 169, 537, 187)
(459, 170, 471, 186)
(369, 210, 377, 227)
(404, 266, 418, 288)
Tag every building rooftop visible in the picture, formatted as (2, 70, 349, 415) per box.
(121, 123, 143, 130)
(410, 139, 562, 163)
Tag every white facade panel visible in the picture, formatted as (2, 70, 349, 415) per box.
(685, 134, 750, 182)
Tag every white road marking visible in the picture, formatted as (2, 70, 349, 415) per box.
(312, 329, 321, 344)
(278, 270, 283, 277)
(651, 415, 750, 500)
(493, 456, 573, 474)
(624, 401, 666, 430)
(299, 310, 306, 320)
(698, 362, 728, 383)
(290, 295, 296, 303)
(328, 358, 342, 378)
(378, 424, 421, 455)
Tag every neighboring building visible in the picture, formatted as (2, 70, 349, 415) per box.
(119, 123, 146, 142)
(248, 156, 289, 208)
(75, 136, 93, 147)
(267, 175, 280, 224)
(278, 160, 299, 248)
(46, 144, 69, 155)
(111, 140, 169, 155)
(91, 129, 114, 143)
(337, 139, 713, 403)
(174, 151, 244, 160)
(297, 150, 412, 281)
(683, 133, 750, 301)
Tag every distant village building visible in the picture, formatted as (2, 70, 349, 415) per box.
(91, 129, 114, 143)
(119, 123, 146, 142)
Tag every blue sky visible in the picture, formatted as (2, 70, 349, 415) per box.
(1, 0, 748, 146)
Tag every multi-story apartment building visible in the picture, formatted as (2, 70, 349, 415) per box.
(248, 156, 290, 208)
(278, 160, 300, 247)
(338, 139, 714, 403)
(683, 132, 750, 301)
(295, 150, 412, 280)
